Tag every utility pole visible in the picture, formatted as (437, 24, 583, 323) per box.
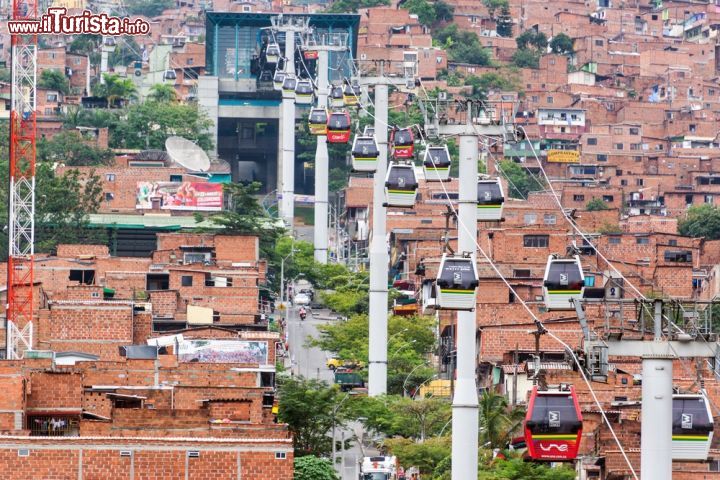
(359, 61, 412, 396)
(273, 16, 309, 232)
(428, 100, 515, 479)
(309, 34, 347, 263)
(452, 104, 480, 480)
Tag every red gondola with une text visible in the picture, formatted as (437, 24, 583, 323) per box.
(524, 386, 583, 461)
(391, 128, 415, 159)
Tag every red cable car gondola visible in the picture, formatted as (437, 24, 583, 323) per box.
(391, 128, 415, 159)
(524, 386, 583, 461)
(327, 110, 351, 144)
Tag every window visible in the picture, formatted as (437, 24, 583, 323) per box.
(620, 179, 628, 186)
(28, 415, 79, 437)
(531, 95, 539, 102)
(587, 138, 597, 145)
(73, 57, 81, 65)
(636, 237, 649, 245)
(47, 93, 58, 102)
(105, 173, 116, 182)
(181, 276, 193, 287)
(170, 174, 182, 182)
(544, 214, 556, 225)
(685, 194, 693, 205)
(634, 156, 642, 162)
(613, 127, 623, 135)
(608, 237, 621, 245)
(184, 252, 211, 264)
(549, 58, 555, 65)
(523, 235, 549, 248)
(513, 269, 531, 278)
(260, 371, 275, 387)
(629, 127, 639, 135)
(436, 56, 443, 64)
(187, 58, 194, 65)
(546, 96, 553, 104)
(44, 108, 54, 115)
(603, 195, 614, 202)
(616, 170, 622, 176)
(615, 143, 624, 150)
(668, 239, 677, 246)
(597, 154, 607, 162)
(630, 143, 641, 150)
(104, 192, 114, 201)
(595, 39, 604, 46)
(636, 178, 644, 186)
(146, 274, 170, 291)
(69, 270, 95, 285)
(705, 195, 714, 204)
(573, 194, 585, 202)
(664, 251, 692, 262)
(523, 213, 537, 225)
(275, 452, 287, 460)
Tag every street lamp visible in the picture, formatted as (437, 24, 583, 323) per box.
(402, 361, 431, 397)
(332, 391, 356, 473)
(390, 339, 417, 358)
(412, 374, 439, 400)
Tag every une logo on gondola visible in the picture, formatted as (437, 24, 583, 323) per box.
(549, 411, 561, 428)
(539, 443, 569, 452)
(682, 413, 693, 429)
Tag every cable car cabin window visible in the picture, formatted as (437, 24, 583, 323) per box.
(478, 182, 503, 204)
(527, 394, 582, 434)
(437, 259, 478, 290)
(425, 148, 450, 166)
(673, 398, 713, 433)
(388, 168, 417, 189)
(523, 235, 549, 248)
(665, 250, 692, 262)
(394, 130, 413, 145)
(329, 115, 350, 129)
(545, 262, 584, 290)
(310, 111, 326, 123)
(353, 138, 378, 156)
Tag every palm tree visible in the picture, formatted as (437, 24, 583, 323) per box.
(147, 83, 177, 103)
(94, 73, 138, 107)
(478, 390, 525, 449)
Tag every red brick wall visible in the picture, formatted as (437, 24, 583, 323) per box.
(47, 304, 134, 342)
(26, 371, 82, 410)
(215, 235, 259, 263)
(56, 244, 109, 258)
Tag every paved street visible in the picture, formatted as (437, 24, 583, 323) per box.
(285, 304, 369, 479)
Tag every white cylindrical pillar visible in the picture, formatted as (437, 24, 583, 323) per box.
(314, 49, 330, 263)
(280, 29, 296, 230)
(641, 357, 673, 480)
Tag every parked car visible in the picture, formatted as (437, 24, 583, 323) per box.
(293, 293, 311, 306)
(326, 357, 365, 371)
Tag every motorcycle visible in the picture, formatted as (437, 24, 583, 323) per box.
(299, 310, 307, 321)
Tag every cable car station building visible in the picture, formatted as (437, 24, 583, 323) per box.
(199, 13, 359, 194)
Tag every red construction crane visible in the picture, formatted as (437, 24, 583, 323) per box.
(6, 0, 37, 359)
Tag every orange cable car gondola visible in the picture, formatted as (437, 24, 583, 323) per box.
(327, 110, 351, 144)
(524, 386, 583, 461)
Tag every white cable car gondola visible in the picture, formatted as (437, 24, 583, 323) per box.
(163, 69, 176, 81)
(384, 162, 418, 208)
(672, 394, 714, 460)
(330, 85, 344, 108)
(421, 279, 437, 314)
(543, 255, 585, 310)
(435, 254, 479, 310)
(422, 145, 451, 182)
(273, 69, 285, 91)
(294, 79, 314, 105)
(363, 126, 375, 137)
(282, 75, 297, 99)
(351, 135, 379, 172)
(266, 43, 280, 64)
(477, 177, 505, 221)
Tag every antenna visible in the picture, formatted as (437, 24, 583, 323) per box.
(165, 136, 211, 172)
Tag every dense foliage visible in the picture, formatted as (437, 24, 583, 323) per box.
(678, 204, 720, 239)
(433, 25, 492, 66)
(38, 131, 115, 167)
(293, 456, 338, 480)
(585, 198, 610, 211)
(497, 160, 545, 198)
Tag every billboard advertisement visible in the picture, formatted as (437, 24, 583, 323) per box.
(136, 182, 223, 211)
(178, 340, 269, 364)
(547, 150, 580, 163)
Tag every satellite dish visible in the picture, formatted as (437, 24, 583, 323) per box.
(165, 136, 210, 172)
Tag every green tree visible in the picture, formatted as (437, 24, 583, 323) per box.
(110, 101, 213, 150)
(278, 377, 352, 456)
(147, 83, 178, 102)
(125, 0, 173, 17)
(383, 436, 451, 476)
(68, 34, 101, 56)
(311, 314, 436, 394)
(433, 25, 491, 66)
(585, 198, 610, 211)
(209, 181, 284, 260)
(678, 204, 720, 239)
(496, 6, 513, 37)
(108, 36, 142, 68)
(497, 160, 544, 198)
(353, 396, 451, 441)
(479, 457, 576, 480)
(326, 0, 389, 12)
(401, 0, 437, 27)
(516, 30, 548, 50)
(38, 131, 115, 166)
(93, 73, 138, 107)
(434, 0, 455, 22)
(63, 106, 120, 130)
(39, 69, 70, 95)
(511, 48, 541, 68)
(482, 0, 508, 16)
(478, 390, 525, 449)
(549, 33, 574, 54)
(0, 68, 10, 83)
(294, 456, 338, 480)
